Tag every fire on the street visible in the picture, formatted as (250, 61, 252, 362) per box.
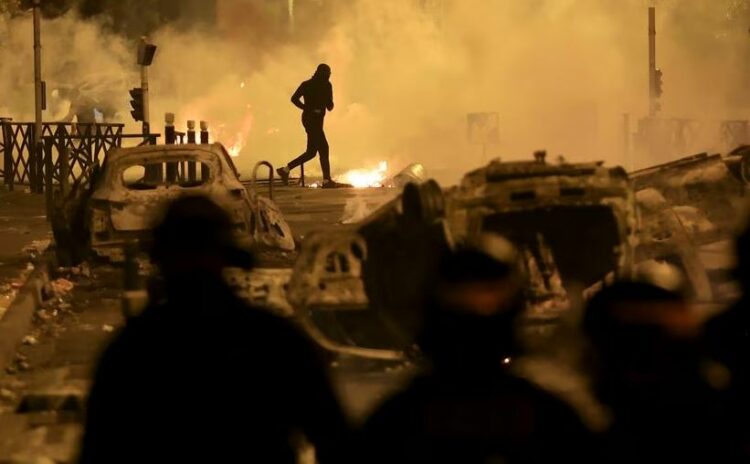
(228, 140, 243, 157)
(341, 161, 388, 188)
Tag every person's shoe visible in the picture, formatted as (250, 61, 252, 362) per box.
(321, 179, 353, 189)
(276, 166, 290, 185)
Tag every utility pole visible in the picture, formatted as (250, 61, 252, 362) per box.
(141, 55, 150, 136)
(131, 37, 156, 145)
(32, 0, 42, 192)
(137, 37, 157, 139)
(648, 6, 657, 116)
(648, 6, 664, 117)
(288, 0, 294, 34)
(133, 38, 157, 181)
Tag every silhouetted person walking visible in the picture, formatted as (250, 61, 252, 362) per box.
(584, 281, 732, 462)
(79, 196, 350, 463)
(360, 236, 594, 463)
(277, 64, 347, 188)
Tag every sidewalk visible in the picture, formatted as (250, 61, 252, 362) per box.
(0, 191, 50, 320)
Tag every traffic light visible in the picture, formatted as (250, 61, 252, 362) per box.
(137, 40, 157, 66)
(129, 87, 144, 122)
(654, 68, 663, 99)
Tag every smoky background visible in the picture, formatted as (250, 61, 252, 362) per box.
(0, 0, 748, 184)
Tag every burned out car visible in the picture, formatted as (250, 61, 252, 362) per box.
(447, 156, 637, 320)
(288, 155, 637, 358)
(57, 143, 293, 262)
(630, 147, 750, 300)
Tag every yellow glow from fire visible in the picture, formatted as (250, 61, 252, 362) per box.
(228, 141, 242, 157)
(341, 161, 388, 188)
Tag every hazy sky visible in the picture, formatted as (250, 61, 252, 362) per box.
(0, 0, 748, 182)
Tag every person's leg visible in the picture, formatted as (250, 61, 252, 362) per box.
(287, 124, 319, 170)
(318, 129, 331, 181)
(278, 114, 318, 184)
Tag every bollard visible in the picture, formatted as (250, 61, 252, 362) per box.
(165, 113, 178, 183)
(200, 121, 209, 181)
(187, 120, 196, 144)
(199, 120, 209, 144)
(165, 112, 176, 144)
(187, 120, 196, 181)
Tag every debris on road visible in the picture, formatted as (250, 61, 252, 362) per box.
(101, 324, 114, 333)
(21, 239, 50, 259)
(21, 336, 38, 346)
(51, 279, 74, 296)
(0, 388, 16, 402)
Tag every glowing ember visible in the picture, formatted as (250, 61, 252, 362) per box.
(341, 161, 388, 188)
(222, 111, 254, 158)
(228, 141, 243, 157)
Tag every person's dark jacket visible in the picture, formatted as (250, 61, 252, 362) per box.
(292, 78, 334, 115)
(79, 274, 349, 463)
(360, 365, 594, 464)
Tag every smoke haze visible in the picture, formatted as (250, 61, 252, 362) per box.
(0, 0, 748, 183)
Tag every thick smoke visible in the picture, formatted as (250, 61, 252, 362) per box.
(0, 0, 748, 184)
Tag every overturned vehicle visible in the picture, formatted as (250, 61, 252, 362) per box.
(631, 145, 750, 301)
(286, 155, 637, 359)
(52, 143, 294, 264)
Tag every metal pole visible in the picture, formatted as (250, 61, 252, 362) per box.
(622, 113, 631, 169)
(199, 121, 209, 144)
(187, 120, 196, 181)
(648, 6, 657, 117)
(33, 0, 43, 193)
(200, 121, 209, 182)
(140, 37, 151, 138)
(165, 113, 177, 183)
(288, 0, 294, 34)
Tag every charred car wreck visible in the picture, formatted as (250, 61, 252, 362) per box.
(52, 143, 294, 264)
(287, 153, 637, 359)
(631, 145, 750, 301)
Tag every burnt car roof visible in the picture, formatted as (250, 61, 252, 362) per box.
(463, 160, 627, 183)
(459, 160, 630, 201)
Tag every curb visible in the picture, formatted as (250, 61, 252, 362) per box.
(0, 261, 49, 374)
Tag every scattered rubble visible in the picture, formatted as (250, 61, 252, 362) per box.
(22, 239, 50, 259)
(0, 388, 16, 402)
(50, 279, 74, 296)
(21, 336, 38, 346)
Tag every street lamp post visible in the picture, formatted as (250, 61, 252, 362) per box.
(32, 0, 43, 193)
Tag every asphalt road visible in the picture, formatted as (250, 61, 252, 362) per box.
(0, 185, 407, 462)
(0, 184, 738, 461)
